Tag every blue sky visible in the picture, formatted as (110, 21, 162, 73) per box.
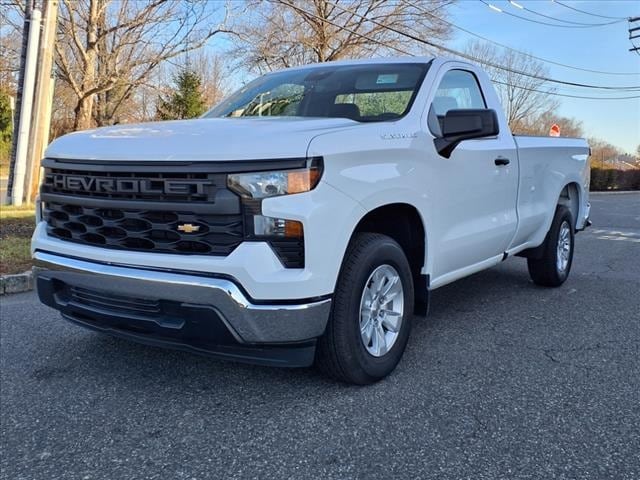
(448, 0, 640, 153)
(8, 0, 636, 151)
(213, 0, 639, 153)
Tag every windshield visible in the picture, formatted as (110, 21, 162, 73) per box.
(204, 63, 430, 123)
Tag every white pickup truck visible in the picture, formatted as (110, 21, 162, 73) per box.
(32, 57, 590, 384)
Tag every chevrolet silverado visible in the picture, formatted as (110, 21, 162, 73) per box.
(32, 57, 591, 384)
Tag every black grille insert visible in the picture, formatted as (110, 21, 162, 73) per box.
(44, 202, 244, 255)
(69, 286, 162, 316)
(270, 239, 305, 268)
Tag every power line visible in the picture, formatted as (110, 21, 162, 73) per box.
(323, 0, 640, 91)
(284, 2, 640, 101)
(551, 0, 628, 21)
(507, 1, 623, 27)
(287, 3, 415, 57)
(493, 80, 640, 100)
(404, 0, 639, 76)
(480, 1, 624, 28)
(283, 1, 413, 57)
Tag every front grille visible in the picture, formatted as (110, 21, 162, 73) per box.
(40, 159, 306, 267)
(44, 202, 243, 255)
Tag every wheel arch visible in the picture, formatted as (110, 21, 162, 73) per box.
(558, 181, 581, 229)
(347, 202, 429, 315)
(518, 181, 582, 260)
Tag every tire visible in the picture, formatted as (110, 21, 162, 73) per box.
(527, 205, 575, 287)
(315, 233, 414, 385)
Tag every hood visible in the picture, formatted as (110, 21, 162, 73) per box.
(45, 117, 359, 162)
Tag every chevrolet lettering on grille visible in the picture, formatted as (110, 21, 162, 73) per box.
(46, 173, 213, 196)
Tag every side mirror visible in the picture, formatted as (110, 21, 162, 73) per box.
(434, 109, 499, 158)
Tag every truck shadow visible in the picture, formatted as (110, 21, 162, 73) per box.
(26, 257, 561, 427)
(424, 261, 533, 322)
(38, 260, 538, 393)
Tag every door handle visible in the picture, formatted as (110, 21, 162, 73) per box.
(494, 157, 510, 166)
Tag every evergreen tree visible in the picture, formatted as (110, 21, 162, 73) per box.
(156, 70, 207, 120)
(0, 91, 13, 165)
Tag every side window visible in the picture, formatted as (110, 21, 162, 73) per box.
(428, 69, 487, 135)
(432, 69, 486, 116)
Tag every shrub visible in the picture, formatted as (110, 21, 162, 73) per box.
(590, 168, 640, 191)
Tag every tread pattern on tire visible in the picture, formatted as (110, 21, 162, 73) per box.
(315, 233, 412, 384)
(527, 205, 574, 288)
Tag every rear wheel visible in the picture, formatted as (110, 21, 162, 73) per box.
(527, 205, 575, 287)
(315, 233, 414, 385)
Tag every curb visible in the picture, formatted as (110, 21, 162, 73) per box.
(0, 270, 34, 296)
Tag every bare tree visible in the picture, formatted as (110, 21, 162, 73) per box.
(523, 114, 583, 138)
(589, 138, 620, 166)
(55, 0, 231, 130)
(233, 0, 453, 73)
(48, 50, 228, 137)
(49, 81, 78, 139)
(186, 50, 229, 108)
(0, 7, 22, 95)
(465, 40, 560, 135)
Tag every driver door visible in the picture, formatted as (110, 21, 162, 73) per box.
(427, 68, 519, 280)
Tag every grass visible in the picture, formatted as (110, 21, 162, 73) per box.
(0, 204, 36, 219)
(0, 205, 36, 275)
(0, 236, 32, 275)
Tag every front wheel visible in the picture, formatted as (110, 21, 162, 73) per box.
(315, 233, 414, 385)
(527, 205, 575, 287)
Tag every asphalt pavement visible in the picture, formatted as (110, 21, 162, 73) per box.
(1, 192, 639, 480)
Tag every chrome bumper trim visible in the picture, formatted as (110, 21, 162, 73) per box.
(33, 251, 331, 343)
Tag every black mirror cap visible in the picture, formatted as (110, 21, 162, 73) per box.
(434, 109, 499, 158)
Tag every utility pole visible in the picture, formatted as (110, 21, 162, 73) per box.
(7, 0, 34, 201)
(630, 17, 640, 53)
(11, 7, 42, 206)
(26, 0, 59, 204)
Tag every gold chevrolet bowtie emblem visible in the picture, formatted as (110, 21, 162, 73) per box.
(177, 223, 201, 234)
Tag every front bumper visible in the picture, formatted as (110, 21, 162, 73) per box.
(33, 251, 332, 367)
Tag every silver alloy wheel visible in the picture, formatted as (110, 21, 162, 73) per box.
(359, 264, 404, 357)
(557, 220, 571, 272)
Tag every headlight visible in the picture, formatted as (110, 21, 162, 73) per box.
(227, 157, 322, 268)
(227, 157, 322, 199)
